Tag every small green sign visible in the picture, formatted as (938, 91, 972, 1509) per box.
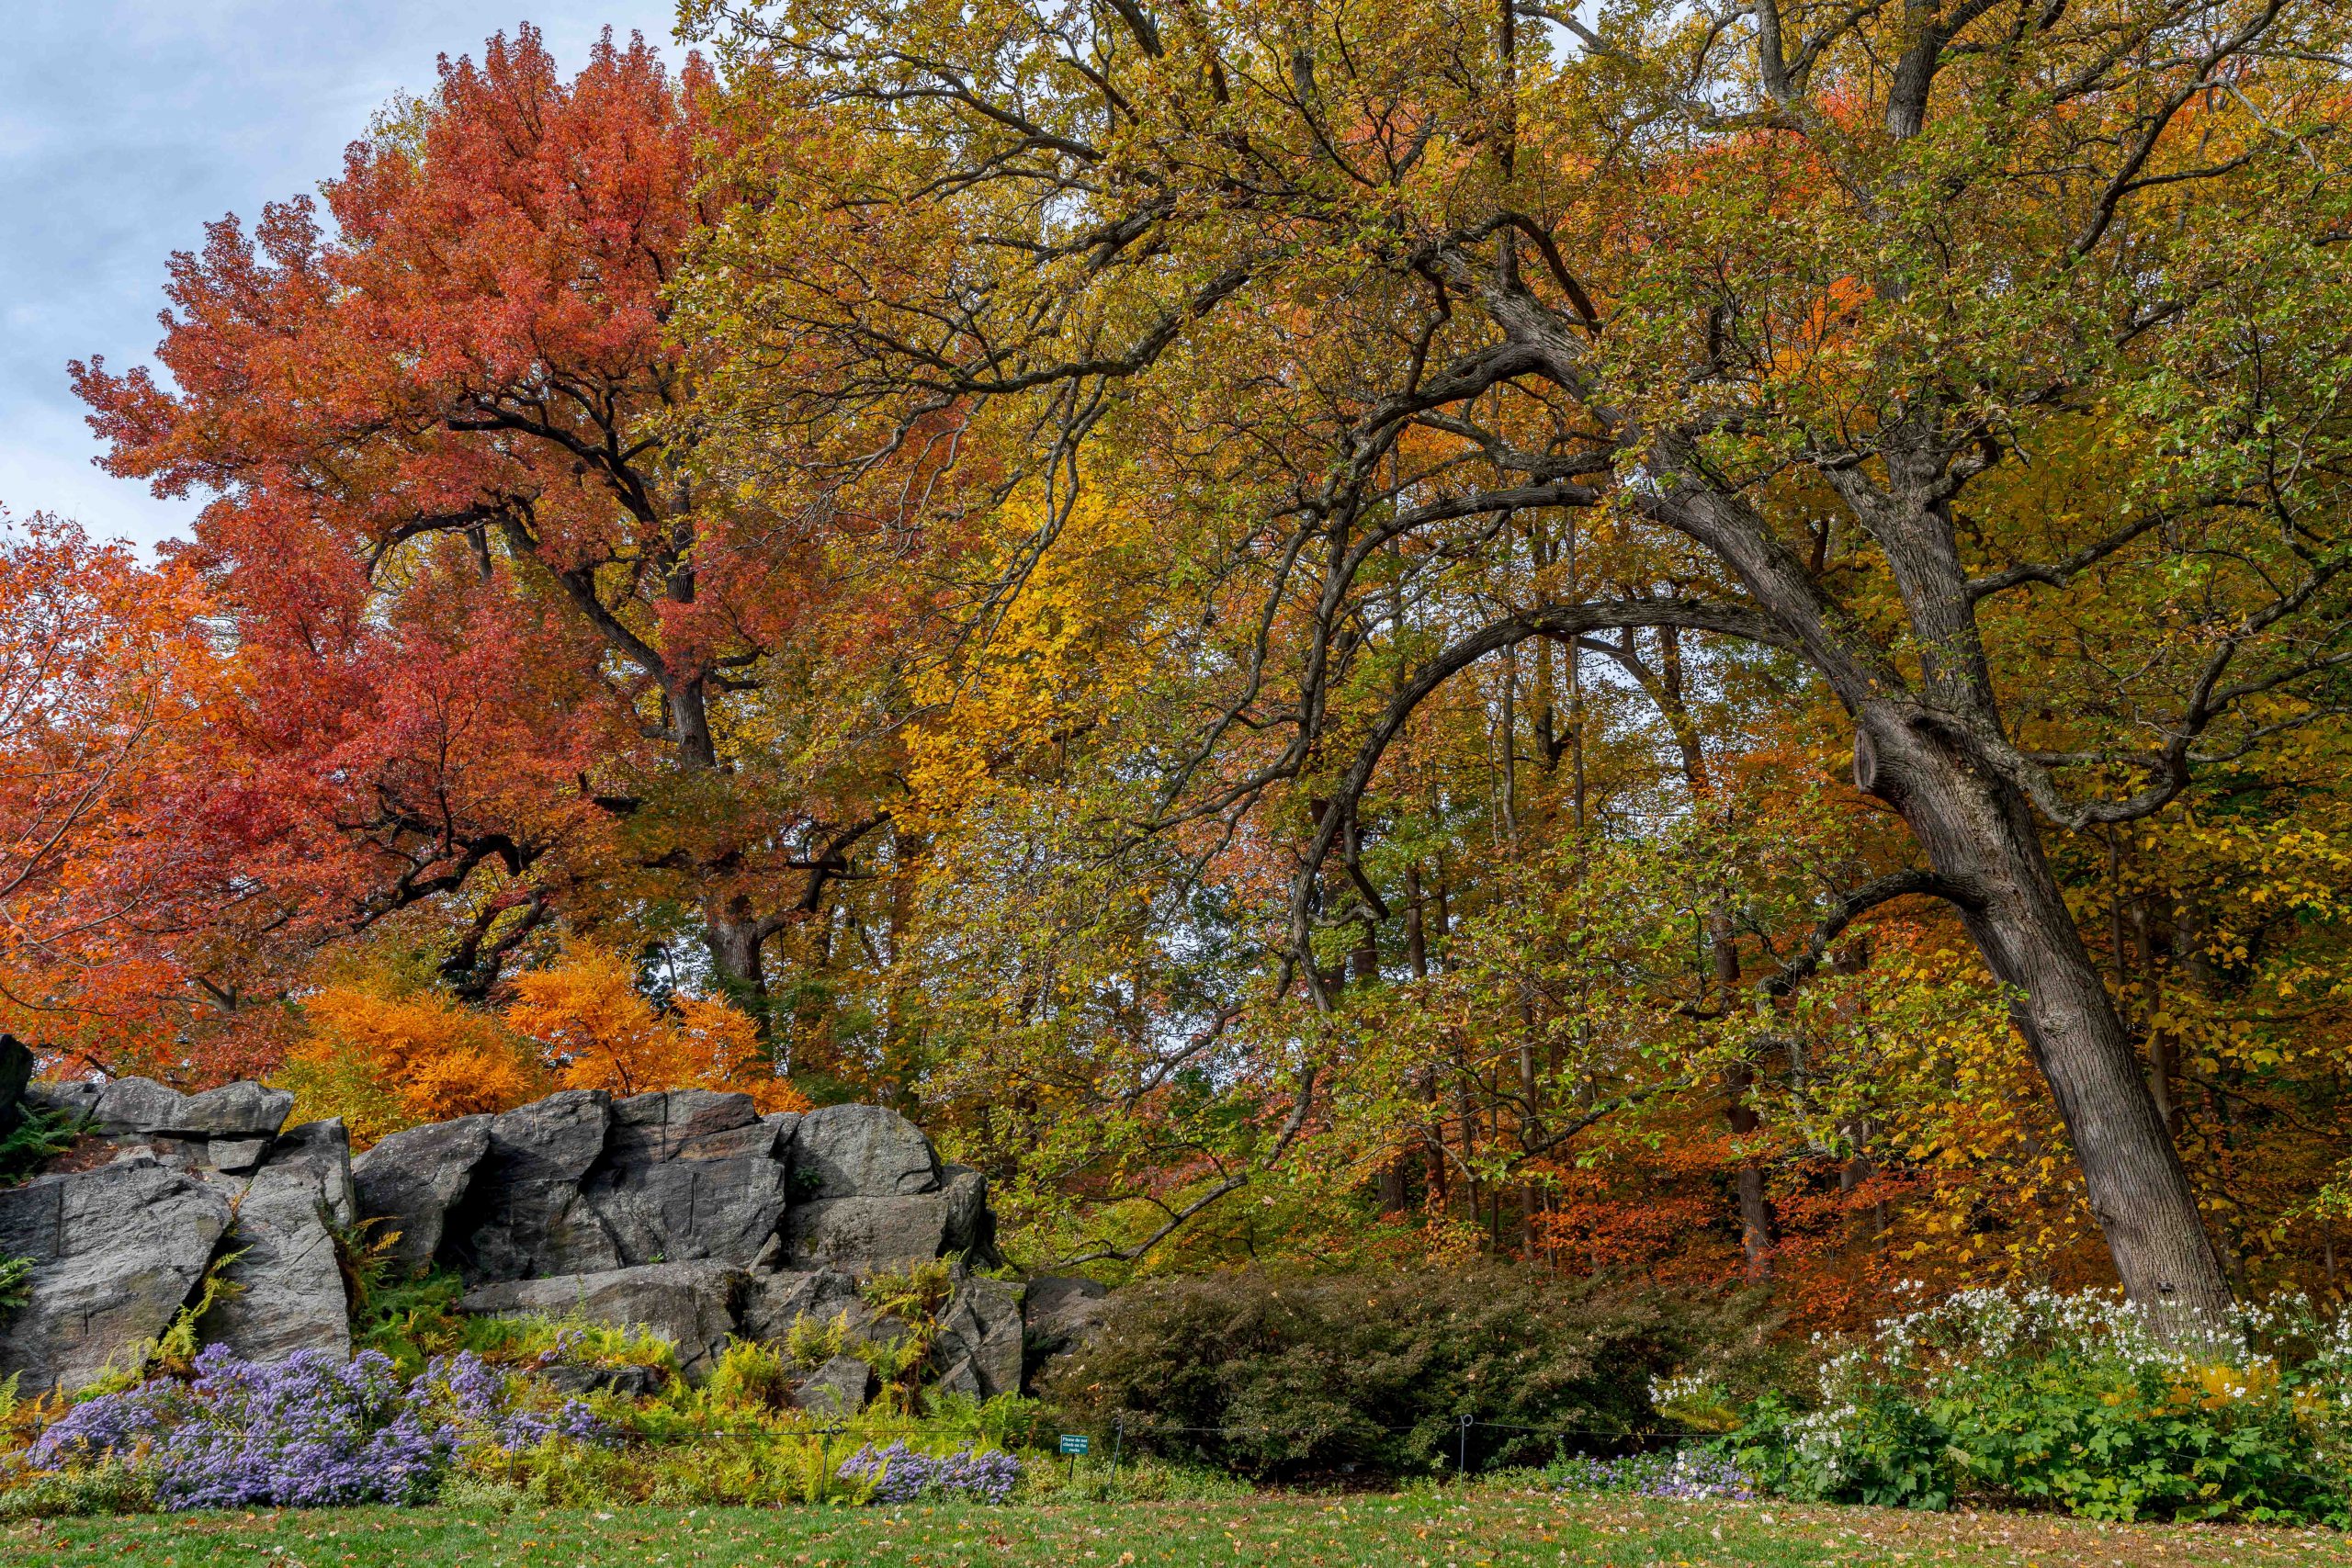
(1058, 1434, 1091, 1455)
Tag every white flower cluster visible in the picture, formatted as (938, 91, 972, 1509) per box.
(1649, 1371, 1713, 1410)
(1776, 1284, 2352, 1490)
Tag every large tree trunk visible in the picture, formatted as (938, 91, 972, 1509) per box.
(705, 895, 770, 1015)
(1858, 704, 2233, 1323)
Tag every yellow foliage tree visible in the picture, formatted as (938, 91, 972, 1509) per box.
(281, 946, 808, 1146)
(504, 945, 808, 1113)
(279, 985, 549, 1146)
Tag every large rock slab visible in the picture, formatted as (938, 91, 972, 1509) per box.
(582, 1091, 791, 1267)
(458, 1261, 743, 1379)
(445, 1091, 620, 1282)
(201, 1124, 354, 1363)
(792, 1352, 874, 1415)
(352, 1112, 492, 1275)
(1022, 1275, 1110, 1357)
(737, 1266, 899, 1346)
(931, 1277, 1024, 1401)
(91, 1078, 291, 1139)
(789, 1103, 940, 1199)
(0, 1160, 233, 1393)
(940, 1165, 1001, 1265)
(780, 1194, 954, 1273)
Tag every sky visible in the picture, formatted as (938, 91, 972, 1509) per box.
(0, 3, 683, 553)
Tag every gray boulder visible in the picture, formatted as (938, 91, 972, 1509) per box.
(789, 1103, 940, 1199)
(0, 1035, 30, 1136)
(183, 1081, 299, 1138)
(781, 1194, 954, 1273)
(537, 1360, 665, 1399)
(91, 1077, 291, 1139)
(736, 1265, 910, 1351)
(446, 1091, 620, 1282)
(792, 1352, 874, 1415)
(352, 1112, 492, 1275)
(87, 1077, 186, 1135)
(0, 1160, 234, 1393)
(582, 1091, 791, 1267)
(940, 1165, 1000, 1265)
(202, 1125, 355, 1363)
(21, 1077, 100, 1122)
(458, 1260, 744, 1379)
(206, 1138, 271, 1175)
(930, 1277, 1024, 1401)
(1022, 1275, 1111, 1356)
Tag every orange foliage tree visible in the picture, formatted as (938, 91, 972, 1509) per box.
(71, 25, 893, 1048)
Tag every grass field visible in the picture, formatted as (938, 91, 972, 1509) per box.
(6, 1492, 2347, 1568)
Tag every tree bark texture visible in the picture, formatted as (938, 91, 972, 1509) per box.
(1856, 701, 2233, 1321)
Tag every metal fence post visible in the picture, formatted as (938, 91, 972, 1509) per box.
(1457, 1414, 1472, 1483)
(1110, 1414, 1125, 1488)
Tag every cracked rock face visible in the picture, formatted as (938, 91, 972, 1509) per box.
(581, 1091, 793, 1269)
(0, 1077, 1082, 1396)
(789, 1103, 942, 1200)
(443, 1090, 622, 1283)
(0, 1160, 234, 1393)
(201, 1122, 356, 1365)
(351, 1113, 493, 1275)
(458, 1261, 746, 1379)
(931, 1277, 1025, 1401)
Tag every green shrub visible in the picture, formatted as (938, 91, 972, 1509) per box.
(1035, 1263, 1765, 1480)
(1726, 1287, 2352, 1525)
(0, 1105, 83, 1187)
(703, 1337, 797, 1415)
(922, 1391, 1048, 1451)
(0, 1458, 157, 1519)
(783, 1309, 852, 1369)
(352, 1269, 679, 1384)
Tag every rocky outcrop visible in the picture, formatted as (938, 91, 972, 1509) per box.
(0, 1159, 235, 1393)
(0, 1077, 1099, 1404)
(458, 1261, 746, 1380)
(351, 1113, 492, 1274)
(932, 1277, 1025, 1401)
(582, 1091, 793, 1268)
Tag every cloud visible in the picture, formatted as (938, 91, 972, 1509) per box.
(0, 3, 682, 552)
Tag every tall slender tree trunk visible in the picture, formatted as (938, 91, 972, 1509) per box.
(1713, 911, 1774, 1282)
(1857, 704, 2234, 1321)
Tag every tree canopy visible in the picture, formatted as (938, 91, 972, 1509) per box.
(7, 1, 2352, 1327)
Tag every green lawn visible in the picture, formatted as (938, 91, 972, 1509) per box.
(6, 1493, 2346, 1568)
